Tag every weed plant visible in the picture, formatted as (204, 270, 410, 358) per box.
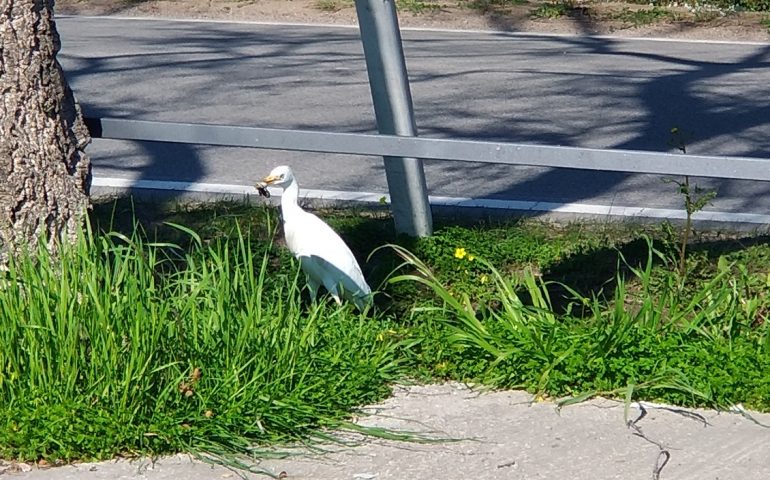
(396, 0, 442, 14)
(610, 6, 672, 26)
(3, 200, 770, 464)
(0, 217, 402, 463)
(316, 0, 352, 11)
(465, 0, 528, 14)
(531, 0, 574, 18)
(389, 238, 770, 411)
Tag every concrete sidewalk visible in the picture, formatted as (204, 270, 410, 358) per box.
(6, 383, 770, 479)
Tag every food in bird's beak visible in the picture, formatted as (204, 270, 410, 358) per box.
(255, 182, 271, 198)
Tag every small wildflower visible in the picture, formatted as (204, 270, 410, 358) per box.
(480, 274, 489, 284)
(454, 247, 467, 259)
(376, 329, 397, 342)
(467, 254, 475, 261)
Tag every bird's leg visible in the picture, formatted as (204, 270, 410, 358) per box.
(328, 286, 343, 306)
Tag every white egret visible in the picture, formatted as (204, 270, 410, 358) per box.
(257, 165, 372, 310)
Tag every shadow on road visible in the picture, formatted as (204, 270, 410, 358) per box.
(406, 31, 770, 213)
(59, 20, 371, 201)
(58, 15, 770, 216)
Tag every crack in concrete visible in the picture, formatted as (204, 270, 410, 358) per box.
(627, 405, 671, 480)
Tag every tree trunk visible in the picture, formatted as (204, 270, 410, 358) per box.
(0, 0, 91, 265)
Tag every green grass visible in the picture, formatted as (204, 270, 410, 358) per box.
(609, 6, 673, 26)
(396, 0, 442, 14)
(3, 199, 770, 465)
(388, 238, 770, 409)
(0, 208, 403, 464)
(530, 0, 574, 19)
(761, 15, 770, 31)
(465, 0, 528, 14)
(315, 0, 352, 12)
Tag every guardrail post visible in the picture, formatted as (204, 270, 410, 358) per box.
(354, 0, 433, 237)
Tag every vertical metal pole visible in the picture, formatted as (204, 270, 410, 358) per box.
(354, 0, 433, 237)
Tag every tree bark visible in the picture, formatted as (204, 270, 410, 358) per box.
(0, 0, 91, 265)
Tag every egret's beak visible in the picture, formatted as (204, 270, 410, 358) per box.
(261, 175, 280, 185)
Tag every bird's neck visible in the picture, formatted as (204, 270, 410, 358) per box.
(280, 180, 301, 221)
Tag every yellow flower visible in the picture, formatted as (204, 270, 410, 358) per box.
(377, 329, 397, 341)
(454, 247, 467, 259)
(467, 254, 475, 261)
(480, 274, 488, 284)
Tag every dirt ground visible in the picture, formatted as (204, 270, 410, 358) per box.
(56, 0, 770, 42)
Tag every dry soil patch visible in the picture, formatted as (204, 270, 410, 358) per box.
(57, 0, 770, 42)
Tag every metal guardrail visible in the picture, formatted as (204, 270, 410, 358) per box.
(85, 117, 770, 181)
(76, 0, 770, 233)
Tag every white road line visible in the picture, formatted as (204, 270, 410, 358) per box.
(59, 15, 770, 46)
(91, 177, 770, 224)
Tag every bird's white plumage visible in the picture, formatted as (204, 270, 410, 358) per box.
(260, 166, 371, 310)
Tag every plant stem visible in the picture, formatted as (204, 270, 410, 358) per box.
(679, 175, 691, 281)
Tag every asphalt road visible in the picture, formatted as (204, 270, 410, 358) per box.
(56, 16, 770, 220)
